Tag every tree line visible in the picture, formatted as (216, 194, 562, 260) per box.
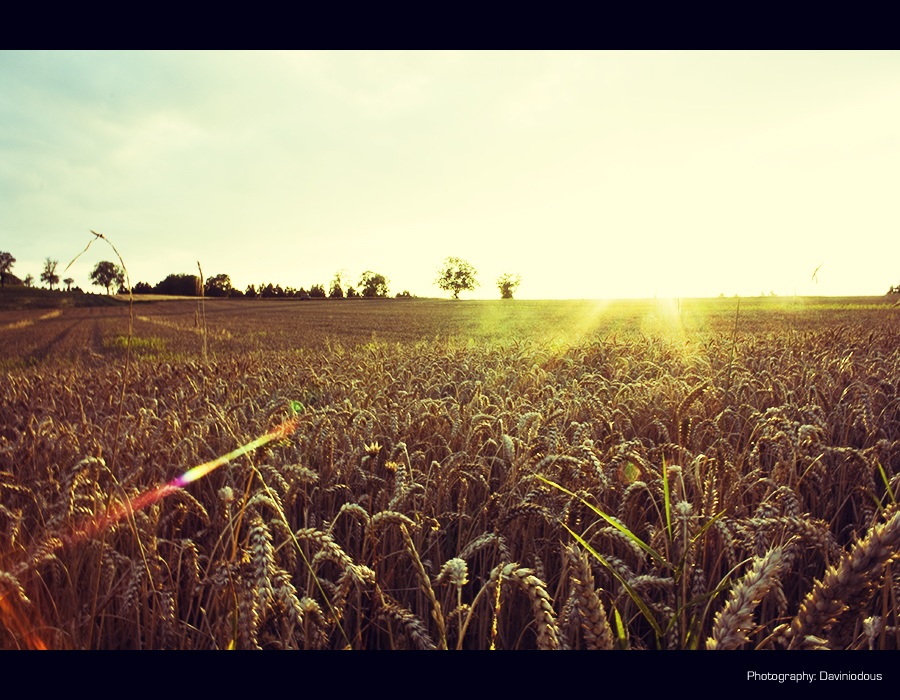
(0, 253, 523, 299)
(144, 269, 397, 299)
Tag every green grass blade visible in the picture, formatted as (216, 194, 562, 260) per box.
(561, 522, 664, 640)
(538, 475, 668, 568)
(610, 600, 628, 650)
(662, 457, 673, 541)
(876, 460, 896, 507)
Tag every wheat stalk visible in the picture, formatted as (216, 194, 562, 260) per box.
(399, 524, 447, 650)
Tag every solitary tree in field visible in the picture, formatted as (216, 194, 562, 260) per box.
(90, 261, 124, 295)
(359, 271, 390, 298)
(63, 277, 74, 292)
(0, 251, 14, 288)
(497, 273, 521, 300)
(24, 274, 33, 287)
(41, 258, 60, 290)
(435, 257, 478, 299)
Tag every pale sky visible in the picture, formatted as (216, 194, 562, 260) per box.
(2, 50, 899, 299)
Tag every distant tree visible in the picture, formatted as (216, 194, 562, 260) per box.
(260, 283, 276, 299)
(274, 284, 285, 298)
(0, 251, 14, 288)
(346, 286, 359, 299)
(435, 257, 478, 299)
(204, 273, 233, 297)
(63, 277, 74, 292)
(245, 284, 258, 298)
(41, 258, 60, 290)
(24, 274, 33, 288)
(497, 273, 521, 300)
(309, 284, 327, 299)
(329, 272, 345, 299)
(155, 273, 199, 296)
(90, 261, 124, 295)
(396, 290, 413, 298)
(359, 271, 389, 298)
(133, 281, 153, 294)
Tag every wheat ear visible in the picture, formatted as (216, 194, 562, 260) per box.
(494, 562, 561, 650)
(787, 511, 900, 649)
(706, 547, 785, 650)
(565, 545, 614, 650)
(377, 590, 438, 650)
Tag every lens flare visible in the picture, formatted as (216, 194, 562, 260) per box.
(74, 411, 303, 543)
(1, 405, 304, 649)
(0, 590, 47, 650)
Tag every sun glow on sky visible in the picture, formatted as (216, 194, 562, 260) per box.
(3, 50, 900, 300)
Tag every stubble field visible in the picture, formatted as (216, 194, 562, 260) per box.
(2, 294, 900, 650)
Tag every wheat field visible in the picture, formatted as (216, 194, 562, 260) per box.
(1, 295, 899, 650)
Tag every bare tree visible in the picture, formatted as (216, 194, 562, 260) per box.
(330, 271, 346, 299)
(41, 258, 59, 290)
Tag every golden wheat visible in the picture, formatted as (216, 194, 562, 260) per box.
(786, 510, 900, 649)
(2, 297, 900, 648)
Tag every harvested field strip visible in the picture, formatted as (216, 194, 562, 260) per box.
(136, 313, 233, 340)
(0, 309, 62, 331)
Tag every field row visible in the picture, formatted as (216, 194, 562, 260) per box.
(2, 296, 897, 368)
